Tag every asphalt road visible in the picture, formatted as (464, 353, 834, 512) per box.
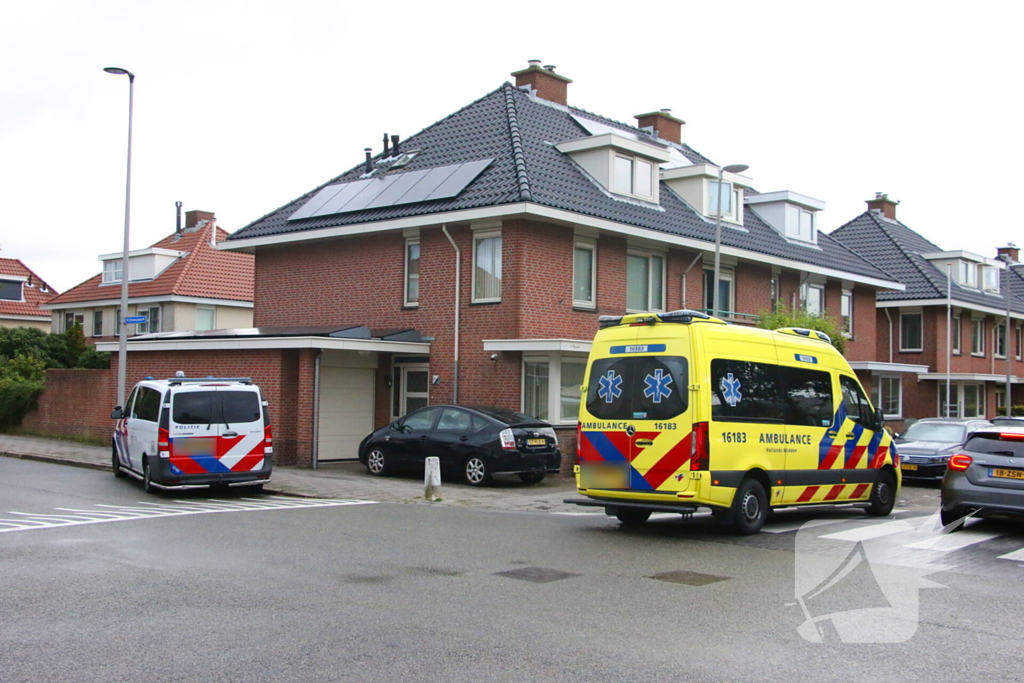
(3, 458, 1024, 683)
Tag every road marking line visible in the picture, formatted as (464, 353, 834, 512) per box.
(819, 520, 914, 542)
(905, 530, 1004, 552)
(997, 548, 1024, 561)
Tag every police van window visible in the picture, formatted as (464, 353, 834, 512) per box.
(124, 387, 139, 415)
(586, 356, 688, 421)
(174, 392, 215, 425)
(840, 376, 872, 424)
(132, 387, 161, 423)
(710, 359, 784, 423)
(220, 392, 261, 424)
(781, 367, 834, 427)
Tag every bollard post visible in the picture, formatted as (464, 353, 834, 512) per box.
(424, 456, 443, 501)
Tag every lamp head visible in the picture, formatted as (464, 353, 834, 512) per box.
(103, 67, 135, 80)
(723, 163, 749, 175)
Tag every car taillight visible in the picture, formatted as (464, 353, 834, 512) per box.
(158, 427, 170, 459)
(690, 422, 709, 471)
(948, 454, 973, 471)
(999, 433, 1024, 440)
(500, 428, 516, 450)
(264, 424, 273, 455)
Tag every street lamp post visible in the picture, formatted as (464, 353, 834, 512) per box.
(104, 67, 135, 407)
(712, 163, 749, 318)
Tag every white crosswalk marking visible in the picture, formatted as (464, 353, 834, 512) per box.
(905, 530, 1004, 552)
(819, 520, 916, 542)
(0, 496, 375, 534)
(997, 548, 1024, 561)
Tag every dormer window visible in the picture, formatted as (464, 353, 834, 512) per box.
(922, 251, 1004, 293)
(744, 190, 824, 245)
(613, 155, 655, 199)
(556, 127, 669, 204)
(103, 260, 123, 284)
(661, 164, 752, 225)
(0, 279, 23, 301)
(983, 265, 1000, 292)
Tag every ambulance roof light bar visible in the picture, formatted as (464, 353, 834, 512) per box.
(166, 377, 253, 386)
(775, 327, 832, 344)
(599, 309, 715, 329)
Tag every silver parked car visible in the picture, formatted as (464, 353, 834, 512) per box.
(895, 418, 991, 480)
(941, 426, 1024, 527)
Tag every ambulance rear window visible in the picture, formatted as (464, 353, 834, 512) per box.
(173, 391, 261, 425)
(585, 356, 688, 421)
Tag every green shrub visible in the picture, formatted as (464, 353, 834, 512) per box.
(757, 305, 847, 355)
(0, 377, 43, 431)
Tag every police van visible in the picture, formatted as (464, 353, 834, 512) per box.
(111, 376, 273, 493)
(567, 310, 899, 534)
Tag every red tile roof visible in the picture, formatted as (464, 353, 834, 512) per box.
(45, 222, 254, 306)
(0, 258, 58, 319)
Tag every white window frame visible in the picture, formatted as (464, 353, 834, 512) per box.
(1016, 325, 1022, 360)
(92, 310, 103, 337)
(522, 353, 588, 425)
(471, 229, 502, 304)
(939, 382, 986, 419)
(900, 311, 923, 352)
(195, 306, 216, 331)
(390, 361, 430, 420)
(872, 374, 903, 419)
(612, 154, 657, 201)
(983, 266, 1000, 293)
(770, 275, 780, 312)
(404, 237, 420, 307)
(971, 317, 985, 357)
(64, 312, 84, 332)
(102, 260, 123, 284)
(572, 238, 597, 309)
(137, 306, 161, 335)
(704, 266, 736, 317)
(841, 289, 853, 338)
(0, 279, 24, 302)
(995, 322, 1008, 359)
(801, 283, 825, 317)
(952, 314, 962, 355)
(626, 249, 666, 313)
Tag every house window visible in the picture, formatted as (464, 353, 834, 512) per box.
(964, 384, 983, 418)
(196, 307, 216, 331)
(0, 279, 22, 301)
(939, 382, 986, 419)
(841, 290, 853, 338)
(404, 238, 420, 306)
(770, 276, 780, 312)
(971, 318, 985, 356)
(522, 354, 588, 424)
(703, 267, 735, 317)
(801, 283, 825, 317)
(64, 312, 83, 332)
(984, 266, 1000, 292)
(102, 260, 123, 284)
(798, 210, 815, 242)
(137, 306, 161, 335)
(708, 180, 733, 216)
(871, 375, 902, 419)
(472, 231, 502, 303)
(613, 155, 634, 195)
(995, 323, 1008, 358)
(572, 239, 596, 308)
(92, 311, 103, 337)
(952, 315, 961, 355)
(612, 155, 656, 200)
(1016, 326, 1022, 360)
(900, 312, 923, 352)
(626, 251, 665, 312)
(959, 261, 976, 287)
(997, 387, 1007, 416)
(115, 307, 121, 336)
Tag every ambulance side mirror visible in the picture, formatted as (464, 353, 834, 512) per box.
(110, 406, 123, 420)
(873, 407, 885, 432)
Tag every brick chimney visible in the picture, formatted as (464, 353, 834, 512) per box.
(998, 243, 1020, 263)
(635, 109, 685, 144)
(185, 210, 215, 229)
(866, 192, 899, 220)
(511, 60, 572, 106)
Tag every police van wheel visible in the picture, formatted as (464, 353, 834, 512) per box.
(866, 470, 896, 517)
(615, 508, 651, 526)
(142, 457, 157, 494)
(112, 445, 127, 479)
(731, 479, 768, 535)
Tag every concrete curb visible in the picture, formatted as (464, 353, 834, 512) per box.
(1, 451, 110, 472)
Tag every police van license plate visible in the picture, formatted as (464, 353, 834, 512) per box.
(902, 464, 918, 471)
(176, 437, 217, 457)
(527, 438, 546, 447)
(581, 463, 627, 489)
(991, 468, 1024, 480)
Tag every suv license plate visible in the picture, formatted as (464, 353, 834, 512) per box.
(902, 464, 918, 471)
(991, 468, 1024, 480)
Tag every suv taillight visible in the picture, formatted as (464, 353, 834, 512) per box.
(158, 427, 170, 458)
(948, 453, 972, 471)
(500, 428, 516, 451)
(690, 422, 709, 471)
(264, 424, 273, 455)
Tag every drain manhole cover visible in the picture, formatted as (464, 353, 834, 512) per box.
(494, 566, 580, 583)
(650, 570, 729, 586)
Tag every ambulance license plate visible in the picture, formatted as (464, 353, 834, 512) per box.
(991, 468, 1024, 480)
(581, 464, 627, 489)
(902, 464, 918, 471)
(176, 437, 217, 457)
(527, 438, 546, 447)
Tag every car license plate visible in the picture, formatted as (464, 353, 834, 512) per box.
(580, 463, 627, 489)
(902, 464, 918, 471)
(175, 437, 216, 457)
(527, 438, 546, 447)
(991, 468, 1024, 480)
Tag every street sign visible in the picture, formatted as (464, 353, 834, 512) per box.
(124, 316, 147, 324)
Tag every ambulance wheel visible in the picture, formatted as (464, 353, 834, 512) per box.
(112, 444, 127, 479)
(366, 449, 390, 476)
(142, 457, 157, 494)
(730, 478, 768, 535)
(463, 456, 491, 486)
(518, 472, 545, 485)
(866, 470, 896, 517)
(615, 508, 651, 526)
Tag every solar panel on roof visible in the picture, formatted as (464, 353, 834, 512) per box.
(288, 159, 493, 221)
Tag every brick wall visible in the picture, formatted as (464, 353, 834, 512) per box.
(19, 369, 114, 443)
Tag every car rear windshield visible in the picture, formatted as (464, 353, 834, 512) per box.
(474, 408, 545, 426)
(173, 391, 261, 425)
(901, 423, 966, 443)
(966, 432, 1024, 456)
(586, 355, 688, 421)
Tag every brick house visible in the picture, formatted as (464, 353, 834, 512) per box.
(43, 210, 254, 341)
(0, 258, 57, 331)
(102, 62, 901, 468)
(831, 194, 1024, 429)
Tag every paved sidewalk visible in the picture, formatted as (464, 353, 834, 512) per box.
(0, 434, 586, 514)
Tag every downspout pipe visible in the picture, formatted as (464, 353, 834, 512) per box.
(312, 349, 323, 469)
(442, 225, 460, 403)
(884, 308, 893, 364)
(680, 251, 703, 309)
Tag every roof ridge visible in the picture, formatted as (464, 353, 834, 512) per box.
(867, 211, 948, 297)
(502, 84, 532, 201)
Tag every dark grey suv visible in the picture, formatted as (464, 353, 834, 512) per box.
(896, 418, 991, 480)
(941, 427, 1024, 527)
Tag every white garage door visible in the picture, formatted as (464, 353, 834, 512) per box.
(317, 366, 375, 462)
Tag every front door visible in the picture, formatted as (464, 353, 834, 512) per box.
(395, 365, 429, 419)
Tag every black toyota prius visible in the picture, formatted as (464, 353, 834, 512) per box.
(358, 405, 561, 486)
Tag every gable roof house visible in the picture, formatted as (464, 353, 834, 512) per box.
(100, 62, 902, 467)
(0, 258, 58, 332)
(44, 210, 254, 342)
(831, 194, 1024, 426)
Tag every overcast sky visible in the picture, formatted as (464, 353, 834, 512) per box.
(2, 0, 1020, 293)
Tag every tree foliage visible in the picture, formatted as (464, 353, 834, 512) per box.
(756, 305, 847, 355)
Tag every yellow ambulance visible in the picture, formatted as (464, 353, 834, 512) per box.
(568, 309, 899, 534)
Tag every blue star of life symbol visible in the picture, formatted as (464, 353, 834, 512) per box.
(597, 370, 623, 403)
(721, 373, 743, 407)
(643, 369, 674, 403)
